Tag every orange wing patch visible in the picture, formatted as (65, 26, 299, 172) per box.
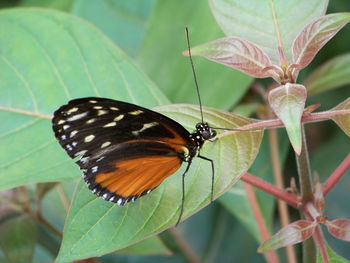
(95, 156, 182, 198)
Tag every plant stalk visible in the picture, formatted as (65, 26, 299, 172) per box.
(295, 125, 316, 262)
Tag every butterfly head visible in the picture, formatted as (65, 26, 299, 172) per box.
(191, 122, 216, 146)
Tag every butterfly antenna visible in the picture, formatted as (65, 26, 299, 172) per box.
(185, 27, 204, 124)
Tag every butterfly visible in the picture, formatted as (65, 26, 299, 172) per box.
(52, 97, 216, 225)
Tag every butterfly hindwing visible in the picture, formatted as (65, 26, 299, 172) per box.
(52, 97, 197, 204)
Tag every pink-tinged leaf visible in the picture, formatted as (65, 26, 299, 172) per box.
(326, 219, 350, 241)
(185, 37, 278, 79)
(268, 84, 307, 155)
(209, 0, 328, 65)
(258, 220, 317, 252)
(293, 13, 350, 78)
(331, 98, 350, 137)
(313, 179, 324, 214)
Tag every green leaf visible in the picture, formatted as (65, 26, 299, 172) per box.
(56, 105, 264, 262)
(232, 103, 261, 117)
(268, 84, 307, 155)
(0, 214, 37, 263)
(116, 236, 170, 256)
(19, 0, 73, 11)
(331, 97, 350, 137)
(71, 0, 156, 57)
(209, 0, 328, 65)
(317, 243, 350, 263)
(304, 53, 350, 95)
(0, 8, 168, 191)
(137, 0, 252, 109)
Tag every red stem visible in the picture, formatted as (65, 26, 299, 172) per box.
(218, 109, 350, 138)
(322, 153, 350, 196)
(244, 182, 279, 263)
(313, 225, 328, 263)
(241, 173, 300, 208)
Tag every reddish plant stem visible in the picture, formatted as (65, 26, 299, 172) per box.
(244, 182, 279, 263)
(218, 109, 350, 139)
(241, 173, 300, 208)
(313, 225, 328, 263)
(322, 153, 350, 196)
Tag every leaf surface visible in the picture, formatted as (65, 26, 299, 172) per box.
(187, 37, 275, 79)
(258, 220, 316, 252)
(268, 84, 307, 154)
(209, 0, 328, 65)
(0, 8, 168, 191)
(304, 53, 350, 95)
(331, 98, 350, 137)
(293, 13, 350, 78)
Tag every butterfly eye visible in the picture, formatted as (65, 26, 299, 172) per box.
(201, 130, 211, 140)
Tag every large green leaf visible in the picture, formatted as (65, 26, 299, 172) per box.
(0, 8, 168, 191)
(19, 0, 73, 11)
(137, 0, 252, 109)
(71, 0, 156, 57)
(209, 0, 328, 65)
(56, 105, 263, 262)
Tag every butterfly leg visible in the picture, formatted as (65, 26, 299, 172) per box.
(198, 155, 215, 202)
(176, 160, 192, 227)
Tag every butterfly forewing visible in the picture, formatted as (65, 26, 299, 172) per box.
(52, 97, 197, 205)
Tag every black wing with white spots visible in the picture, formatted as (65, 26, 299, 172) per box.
(52, 97, 198, 205)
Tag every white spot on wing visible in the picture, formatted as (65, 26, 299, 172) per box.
(103, 122, 116, 128)
(72, 141, 78, 147)
(80, 157, 89, 164)
(67, 112, 88, 122)
(110, 107, 119, 111)
(89, 100, 97, 103)
(61, 135, 66, 140)
(101, 141, 111, 148)
(63, 125, 70, 130)
(128, 110, 143, 115)
(66, 107, 78, 115)
(66, 144, 72, 151)
(114, 115, 124, 121)
(97, 110, 108, 116)
(103, 193, 108, 199)
(117, 199, 122, 205)
(93, 106, 103, 109)
(96, 156, 105, 162)
(86, 118, 95, 124)
(91, 166, 98, 173)
(70, 130, 78, 138)
(110, 196, 115, 202)
(58, 120, 65, 125)
(84, 135, 95, 142)
(74, 150, 87, 157)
